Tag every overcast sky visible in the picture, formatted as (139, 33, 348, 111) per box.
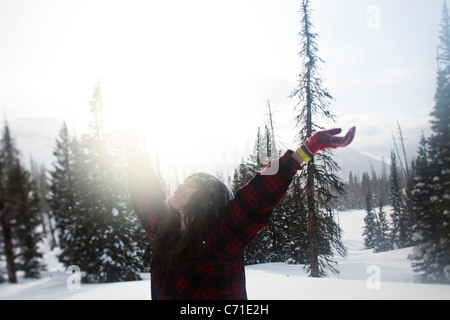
(0, 0, 445, 181)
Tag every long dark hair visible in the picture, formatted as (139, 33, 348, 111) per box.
(152, 173, 232, 272)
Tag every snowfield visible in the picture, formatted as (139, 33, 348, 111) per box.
(1, 209, 449, 300)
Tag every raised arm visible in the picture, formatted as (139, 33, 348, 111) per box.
(214, 150, 300, 261)
(124, 132, 166, 239)
(213, 127, 356, 261)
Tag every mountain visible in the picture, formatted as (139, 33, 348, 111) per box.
(333, 147, 388, 180)
(6, 116, 388, 185)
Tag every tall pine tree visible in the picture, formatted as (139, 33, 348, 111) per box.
(409, 135, 440, 279)
(290, 0, 345, 277)
(363, 192, 377, 250)
(0, 120, 45, 280)
(389, 151, 409, 249)
(374, 202, 392, 253)
(83, 81, 146, 282)
(50, 81, 146, 282)
(49, 122, 79, 264)
(0, 120, 18, 283)
(409, 2, 450, 283)
(8, 162, 45, 278)
(428, 0, 450, 283)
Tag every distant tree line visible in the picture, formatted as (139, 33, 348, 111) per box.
(336, 165, 390, 211)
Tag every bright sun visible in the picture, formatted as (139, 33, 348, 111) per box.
(100, 78, 237, 189)
(32, 0, 284, 188)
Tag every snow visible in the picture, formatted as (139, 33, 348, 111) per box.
(1, 209, 449, 300)
(111, 208, 119, 217)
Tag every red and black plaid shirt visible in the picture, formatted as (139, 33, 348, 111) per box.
(128, 150, 301, 300)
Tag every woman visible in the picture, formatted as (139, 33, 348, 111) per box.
(125, 127, 355, 299)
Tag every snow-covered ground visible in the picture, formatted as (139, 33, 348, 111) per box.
(0, 209, 449, 300)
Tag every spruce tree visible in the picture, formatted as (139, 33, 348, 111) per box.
(0, 162, 16, 283)
(290, 0, 345, 277)
(82, 81, 145, 282)
(49, 122, 79, 263)
(346, 172, 360, 209)
(0, 120, 45, 279)
(409, 2, 450, 283)
(374, 203, 392, 253)
(51, 82, 145, 282)
(389, 151, 409, 248)
(231, 159, 253, 196)
(427, 0, 450, 283)
(31, 159, 57, 250)
(409, 135, 439, 279)
(361, 172, 371, 207)
(54, 134, 91, 273)
(363, 192, 377, 250)
(285, 174, 309, 264)
(8, 162, 45, 278)
(379, 159, 390, 208)
(0, 120, 18, 283)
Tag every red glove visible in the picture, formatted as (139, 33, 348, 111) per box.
(297, 127, 356, 162)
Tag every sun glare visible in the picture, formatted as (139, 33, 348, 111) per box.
(2, 0, 296, 187)
(100, 79, 236, 188)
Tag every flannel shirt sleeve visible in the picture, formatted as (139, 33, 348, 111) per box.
(127, 146, 166, 239)
(214, 150, 301, 261)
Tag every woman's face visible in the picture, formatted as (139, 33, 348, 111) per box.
(168, 177, 197, 213)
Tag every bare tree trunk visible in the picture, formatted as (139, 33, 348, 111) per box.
(397, 121, 410, 178)
(303, 0, 319, 278)
(307, 161, 319, 277)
